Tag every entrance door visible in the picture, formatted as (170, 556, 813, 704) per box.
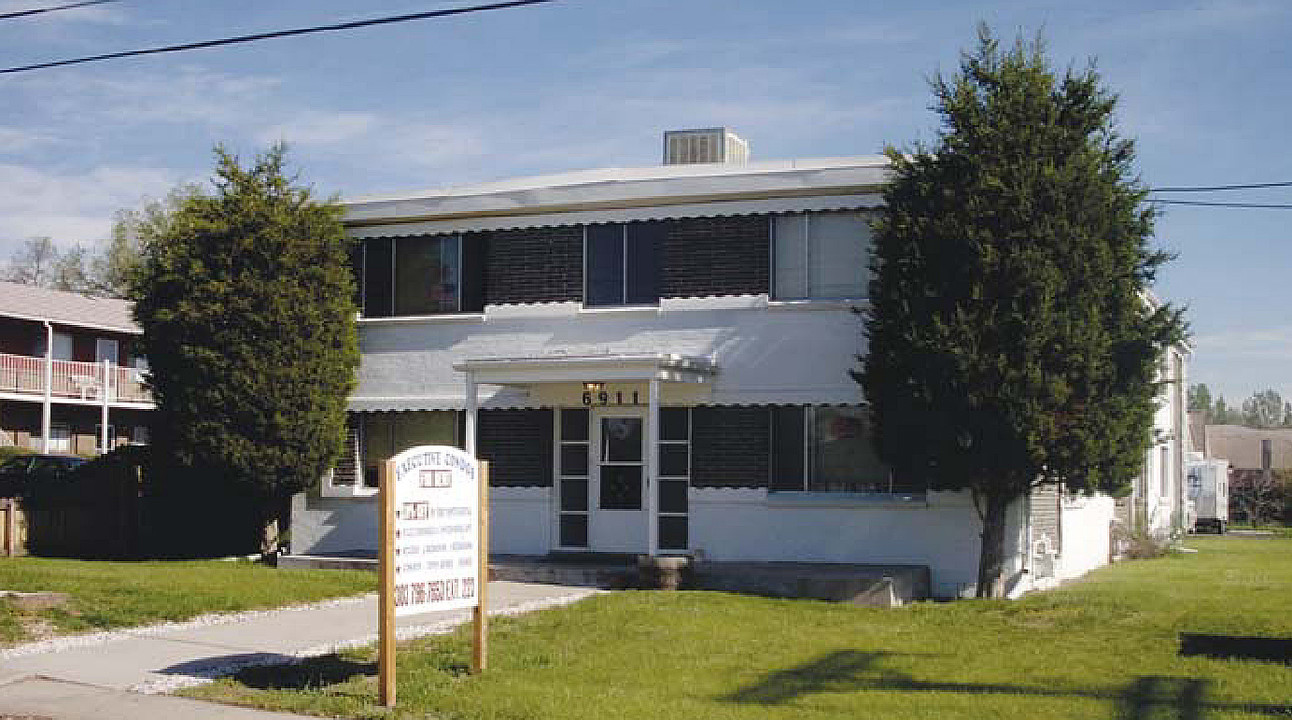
(589, 407, 649, 553)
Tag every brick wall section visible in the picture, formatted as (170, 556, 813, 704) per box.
(691, 406, 769, 488)
(660, 215, 770, 298)
(481, 227, 583, 305)
(477, 409, 554, 487)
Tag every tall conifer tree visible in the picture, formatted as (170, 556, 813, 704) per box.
(131, 145, 358, 554)
(861, 28, 1184, 597)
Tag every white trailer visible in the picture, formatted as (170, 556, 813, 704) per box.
(1186, 452, 1230, 533)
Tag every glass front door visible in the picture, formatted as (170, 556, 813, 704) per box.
(589, 408, 649, 552)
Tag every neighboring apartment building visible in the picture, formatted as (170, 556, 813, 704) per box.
(0, 282, 152, 455)
(290, 129, 1187, 598)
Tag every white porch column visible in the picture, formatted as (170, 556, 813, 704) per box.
(464, 373, 478, 456)
(646, 377, 660, 556)
(40, 322, 52, 454)
(100, 359, 111, 455)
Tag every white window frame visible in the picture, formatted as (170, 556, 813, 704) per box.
(771, 211, 871, 301)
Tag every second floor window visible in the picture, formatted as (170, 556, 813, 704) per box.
(584, 222, 662, 307)
(359, 234, 483, 317)
(395, 234, 459, 315)
(34, 331, 74, 360)
(772, 211, 871, 300)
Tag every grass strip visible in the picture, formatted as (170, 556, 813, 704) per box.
(186, 535, 1292, 719)
(0, 557, 375, 644)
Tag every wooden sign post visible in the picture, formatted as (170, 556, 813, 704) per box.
(378, 448, 488, 709)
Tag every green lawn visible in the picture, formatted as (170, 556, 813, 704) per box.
(185, 536, 1292, 720)
(0, 558, 375, 644)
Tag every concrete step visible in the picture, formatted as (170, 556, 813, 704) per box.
(691, 562, 930, 607)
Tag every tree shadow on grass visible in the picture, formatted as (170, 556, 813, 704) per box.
(231, 653, 376, 691)
(723, 650, 1292, 718)
(1179, 633, 1292, 665)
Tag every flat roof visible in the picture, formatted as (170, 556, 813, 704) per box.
(343, 156, 890, 230)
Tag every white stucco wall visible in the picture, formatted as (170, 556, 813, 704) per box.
(690, 488, 1027, 599)
(291, 486, 552, 557)
(1057, 495, 1115, 580)
(489, 487, 552, 555)
(290, 492, 378, 556)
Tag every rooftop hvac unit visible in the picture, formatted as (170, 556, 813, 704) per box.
(663, 127, 749, 165)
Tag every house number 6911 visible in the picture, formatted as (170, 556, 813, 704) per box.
(581, 390, 640, 406)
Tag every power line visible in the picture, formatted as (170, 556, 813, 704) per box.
(1150, 199, 1292, 210)
(0, 0, 553, 75)
(0, 0, 113, 21)
(1150, 181, 1292, 193)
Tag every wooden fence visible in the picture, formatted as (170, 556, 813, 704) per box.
(2, 470, 143, 559)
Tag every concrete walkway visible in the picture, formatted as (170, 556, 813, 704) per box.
(0, 580, 599, 719)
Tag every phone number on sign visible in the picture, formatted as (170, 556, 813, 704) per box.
(394, 577, 477, 607)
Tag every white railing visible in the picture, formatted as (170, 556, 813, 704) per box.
(0, 352, 151, 403)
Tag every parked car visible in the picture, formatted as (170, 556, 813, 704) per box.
(0, 453, 88, 497)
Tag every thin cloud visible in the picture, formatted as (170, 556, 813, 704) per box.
(6, 66, 284, 128)
(0, 163, 176, 244)
(1193, 326, 1292, 361)
(257, 111, 378, 146)
(0, 126, 60, 153)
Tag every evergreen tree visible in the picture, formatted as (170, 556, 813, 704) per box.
(1188, 383, 1212, 414)
(1213, 396, 1233, 425)
(130, 145, 358, 554)
(860, 28, 1184, 597)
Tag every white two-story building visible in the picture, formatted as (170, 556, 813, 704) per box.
(290, 129, 1186, 598)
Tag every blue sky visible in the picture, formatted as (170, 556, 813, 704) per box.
(1, 0, 1288, 406)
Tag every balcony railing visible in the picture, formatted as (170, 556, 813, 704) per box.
(0, 352, 151, 404)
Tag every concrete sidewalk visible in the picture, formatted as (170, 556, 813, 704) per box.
(0, 580, 599, 719)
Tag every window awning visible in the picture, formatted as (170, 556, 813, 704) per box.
(453, 353, 718, 385)
(348, 386, 531, 412)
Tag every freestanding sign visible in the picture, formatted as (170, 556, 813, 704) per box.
(378, 446, 488, 708)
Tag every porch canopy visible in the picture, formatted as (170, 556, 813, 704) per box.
(452, 352, 717, 556)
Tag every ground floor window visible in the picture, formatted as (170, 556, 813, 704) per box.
(48, 423, 71, 454)
(361, 412, 458, 488)
(324, 411, 458, 496)
(770, 405, 920, 496)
